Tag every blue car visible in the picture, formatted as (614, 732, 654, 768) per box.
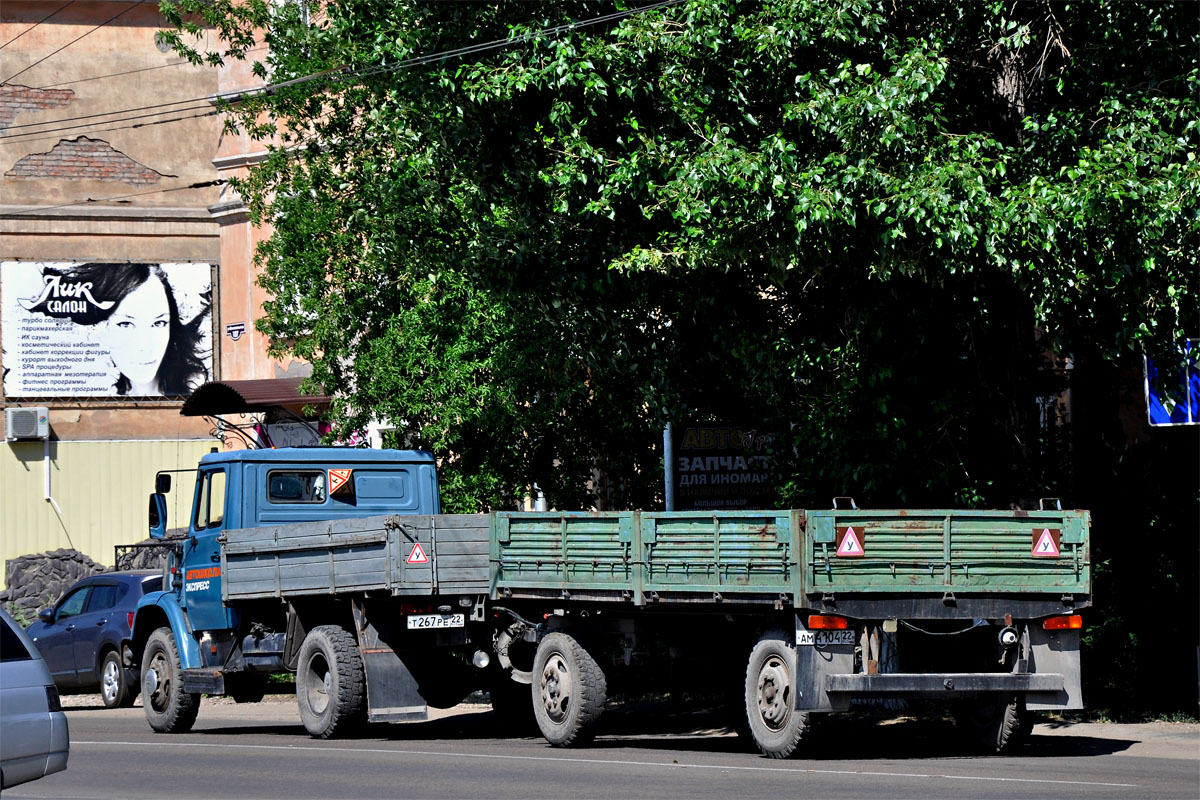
(26, 571, 163, 708)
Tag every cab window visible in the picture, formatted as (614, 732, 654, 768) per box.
(267, 470, 326, 504)
(195, 469, 227, 531)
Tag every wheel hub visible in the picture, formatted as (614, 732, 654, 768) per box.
(539, 653, 574, 724)
(103, 659, 120, 701)
(756, 655, 791, 731)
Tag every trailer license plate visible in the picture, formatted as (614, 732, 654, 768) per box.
(797, 630, 856, 646)
(407, 613, 465, 630)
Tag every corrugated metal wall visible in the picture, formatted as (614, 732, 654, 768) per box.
(1, 439, 216, 590)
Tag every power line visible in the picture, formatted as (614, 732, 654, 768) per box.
(38, 48, 269, 89)
(2, 109, 220, 148)
(2, 0, 155, 85)
(2, 179, 227, 217)
(0, 0, 79, 52)
(0, 101, 217, 142)
(1, 0, 684, 138)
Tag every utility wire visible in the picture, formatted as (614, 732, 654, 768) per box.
(0, 0, 79, 52)
(1, 0, 684, 137)
(2, 0, 155, 85)
(38, 48, 269, 89)
(3, 109, 221, 148)
(0, 101, 218, 142)
(3, 179, 227, 217)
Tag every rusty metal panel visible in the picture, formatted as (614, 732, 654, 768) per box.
(805, 509, 1091, 594)
(492, 512, 635, 599)
(641, 511, 795, 597)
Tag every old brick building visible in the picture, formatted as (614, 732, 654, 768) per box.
(0, 0, 223, 583)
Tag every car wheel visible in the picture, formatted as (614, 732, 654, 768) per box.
(100, 650, 136, 709)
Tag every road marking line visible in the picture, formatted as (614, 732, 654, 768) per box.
(73, 741, 1138, 788)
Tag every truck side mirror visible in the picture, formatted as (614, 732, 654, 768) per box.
(149, 493, 168, 539)
(155, 473, 172, 494)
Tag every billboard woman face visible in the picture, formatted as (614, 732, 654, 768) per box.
(99, 275, 171, 393)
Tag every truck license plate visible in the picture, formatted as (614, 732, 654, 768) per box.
(796, 629, 856, 646)
(406, 613, 465, 630)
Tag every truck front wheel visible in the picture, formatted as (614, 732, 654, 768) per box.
(296, 625, 365, 739)
(746, 630, 812, 758)
(532, 632, 606, 747)
(142, 627, 200, 733)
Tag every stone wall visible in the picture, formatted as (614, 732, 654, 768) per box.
(1, 549, 106, 627)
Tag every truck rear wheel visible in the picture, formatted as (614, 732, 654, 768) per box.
(533, 632, 606, 747)
(957, 695, 1031, 754)
(746, 630, 812, 758)
(142, 627, 200, 733)
(296, 625, 365, 739)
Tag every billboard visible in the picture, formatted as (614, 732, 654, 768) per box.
(1145, 339, 1199, 427)
(671, 424, 778, 510)
(2, 261, 213, 398)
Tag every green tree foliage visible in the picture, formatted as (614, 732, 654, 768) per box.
(162, 0, 1197, 715)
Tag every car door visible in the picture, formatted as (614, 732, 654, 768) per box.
(34, 587, 90, 687)
(72, 583, 120, 687)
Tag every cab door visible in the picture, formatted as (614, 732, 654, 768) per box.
(182, 467, 235, 632)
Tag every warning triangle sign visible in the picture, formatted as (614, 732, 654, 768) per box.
(1032, 528, 1061, 558)
(328, 469, 352, 494)
(836, 526, 865, 558)
(407, 543, 429, 564)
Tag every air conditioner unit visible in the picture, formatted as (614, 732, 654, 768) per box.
(5, 407, 50, 441)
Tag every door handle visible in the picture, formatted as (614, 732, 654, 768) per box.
(211, 554, 221, 562)
(65, 624, 75, 631)
(96, 619, 107, 626)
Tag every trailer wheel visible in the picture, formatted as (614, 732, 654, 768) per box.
(142, 627, 200, 733)
(296, 625, 365, 739)
(746, 630, 812, 758)
(957, 695, 1031, 754)
(533, 632, 607, 747)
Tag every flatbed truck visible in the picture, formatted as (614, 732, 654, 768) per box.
(132, 447, 1089, 756)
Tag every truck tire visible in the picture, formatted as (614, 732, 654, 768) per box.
(142, 627, 201, 733)
(532, 632, 606, 747)
(101, 649, 136, 709)
(957, 695, 1031, 754)
(296, 625, 365, 739)
(746, 630, 812, 758)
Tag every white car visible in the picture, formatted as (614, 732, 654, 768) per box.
(1, 607, 69, 791)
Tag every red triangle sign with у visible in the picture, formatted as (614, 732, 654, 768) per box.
(836, 526, 865, 558)
(328, 468, 352, 494)
(1032, 528, 1061, 558)
(407, 543, 429, 564)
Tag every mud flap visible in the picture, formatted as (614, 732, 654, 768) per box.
(1025, 626, 1082, 710)
(794, 614, 854, 712)
(352, 600, 428, 723)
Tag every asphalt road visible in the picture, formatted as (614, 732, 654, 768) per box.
(8, 697, 1198, 800)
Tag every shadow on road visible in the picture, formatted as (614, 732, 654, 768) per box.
(191, 701, 1138, 760)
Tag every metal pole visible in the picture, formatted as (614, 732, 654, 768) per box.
(663, 422, 675, 511)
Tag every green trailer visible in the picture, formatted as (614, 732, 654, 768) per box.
(490, 505, 1090, 756)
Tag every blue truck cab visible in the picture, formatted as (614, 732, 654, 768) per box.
(131, 448, 440, 700)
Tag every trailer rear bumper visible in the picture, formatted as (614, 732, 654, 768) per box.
(826, 672, 1064, 695)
